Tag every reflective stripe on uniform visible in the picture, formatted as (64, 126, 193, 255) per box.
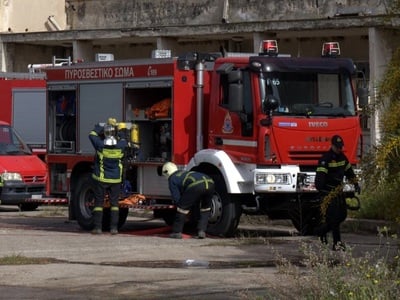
(200, 207, 211, 212)
(182, 172, 213, 190)
(327, 160, 346, 168)
(93, 206, 103, 212)
(316, 166, 328, 173)
(177, 207, 190, 214)
(93, 147, 124, 183)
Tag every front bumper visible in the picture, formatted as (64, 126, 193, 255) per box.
(254, 165, 359, 194)
(0, 181, 45, 205)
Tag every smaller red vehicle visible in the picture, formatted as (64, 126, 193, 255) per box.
(0, 120, 48, 210)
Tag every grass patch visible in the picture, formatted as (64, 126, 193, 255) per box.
(0, 254, 62, 265)
(270, 231, 400, 299)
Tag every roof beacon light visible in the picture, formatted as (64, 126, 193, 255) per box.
(322, 42, 341, 57)
(260, 40, 278, 56)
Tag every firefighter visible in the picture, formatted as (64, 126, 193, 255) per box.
(160, 162, 215, 239)
(314, 135, 360, 251)
(89, 118, 128, 235)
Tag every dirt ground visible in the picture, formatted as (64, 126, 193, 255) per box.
(0, 206, 398, 299)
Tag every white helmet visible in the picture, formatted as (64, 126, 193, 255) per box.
(162, 162, 178, 178)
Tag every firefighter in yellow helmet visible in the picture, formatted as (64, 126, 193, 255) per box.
(159, 162, 215, 239)
(89, 118, 128, 234)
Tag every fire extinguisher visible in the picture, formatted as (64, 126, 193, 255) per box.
(131, 123, 140, 149)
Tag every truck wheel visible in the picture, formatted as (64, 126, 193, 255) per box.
(74, 173, 96, 230)
(290, 203, 321, 236)
(207, 174, 241, 237)
(74, 173, 129, 231)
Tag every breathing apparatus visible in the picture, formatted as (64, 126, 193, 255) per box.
(103, 118, 117, 146)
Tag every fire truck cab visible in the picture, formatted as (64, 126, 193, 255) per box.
(44, 42, 367, 236)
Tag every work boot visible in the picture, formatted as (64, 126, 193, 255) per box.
(110, 228, 118, 235)
(92, 209, 103, 234)
(320, 234, 328, 244)
(110, 207, 119, 228)
(169, 232, 183, 239)
(332, 241, 346, 252)
(91, 228, 102, 235)
(169, 212, 186, 239)
(197, 210, 210, 239)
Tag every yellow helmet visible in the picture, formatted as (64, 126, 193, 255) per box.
(161, 162, 178, 178)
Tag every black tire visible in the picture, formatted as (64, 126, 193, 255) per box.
(290, 200, 321, 236)
(206, 174, 242, 237)
(74, 173, 128, 231)
(19, 203, 39, 211)
(74, 173, 96, 230)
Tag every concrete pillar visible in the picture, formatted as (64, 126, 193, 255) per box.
(73, 40, 93, 62)
(0, 41, 5, 72)
(156, 37, 178, 56)
(368, 28, 393, 147)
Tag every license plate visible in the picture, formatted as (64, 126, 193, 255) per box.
(31, 194, 43, 199)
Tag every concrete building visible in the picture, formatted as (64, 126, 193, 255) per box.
(1, 0, 400, 149)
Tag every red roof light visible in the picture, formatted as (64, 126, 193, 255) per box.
(260, 40, 278, 56)
(322, 42, 341, 57)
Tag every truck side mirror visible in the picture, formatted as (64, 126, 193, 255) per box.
(357, 87, 368, 108)
(228, 70, 244, 112)
(263, 95, 279, 112)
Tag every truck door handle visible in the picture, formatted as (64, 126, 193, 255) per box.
(215, 137, 223, 145)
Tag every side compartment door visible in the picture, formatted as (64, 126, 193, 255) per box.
(12, 88, 46, 149)
(79, 83, 123, 154)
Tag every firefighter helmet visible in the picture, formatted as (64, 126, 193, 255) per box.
(162, 162, 178, 178)
(103, 124, 117, 146)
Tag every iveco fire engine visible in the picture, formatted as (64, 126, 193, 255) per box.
(42, 41, 367, 236)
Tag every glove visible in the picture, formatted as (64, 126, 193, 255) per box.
(93, 124, 103, 135)
(354, 183, 361, 194)
(107, 118, 117, 126)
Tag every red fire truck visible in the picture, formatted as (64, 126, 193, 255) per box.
(42, 41, 367, 236)
(0, 72, 47, 158)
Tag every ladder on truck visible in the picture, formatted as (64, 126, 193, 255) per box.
(27, 56, 72, 73)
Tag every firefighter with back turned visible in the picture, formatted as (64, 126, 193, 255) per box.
(89, 118, 128, 235)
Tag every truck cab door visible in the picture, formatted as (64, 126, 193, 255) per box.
(208, 69, 257, 162)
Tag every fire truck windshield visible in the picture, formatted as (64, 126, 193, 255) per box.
(260, 71, 356, 116)
(0, 125, 32, 155)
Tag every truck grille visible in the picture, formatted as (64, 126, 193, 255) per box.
(14, 186, 46, 193)
(288, 151, 326, 161)
(23, 175, 46, 184)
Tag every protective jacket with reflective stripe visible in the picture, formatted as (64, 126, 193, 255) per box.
(315, 148, 356, 194)
(89, 131, 127, 183)
(168, 170, 214, 204)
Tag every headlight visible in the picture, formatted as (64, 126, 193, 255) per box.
(255, 173, 290, 185)
(1, 172, 23, 181)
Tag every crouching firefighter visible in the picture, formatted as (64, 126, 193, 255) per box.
(159, 162, 215, 239)
(89, 118, 128, 235)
